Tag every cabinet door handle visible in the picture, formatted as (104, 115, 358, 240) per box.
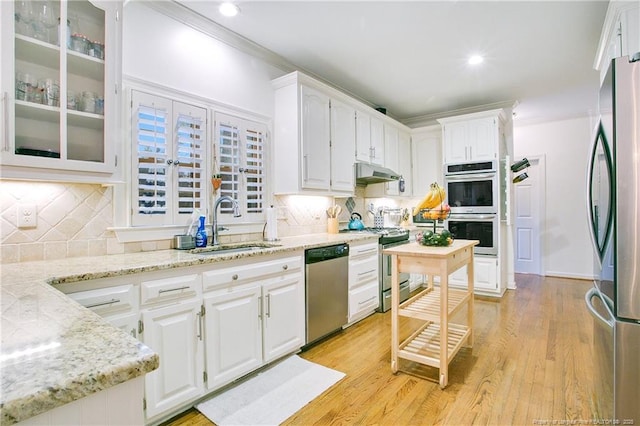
(196, 311, 203, 341)
(166, 159, 173, 165)
(266, 294, 271, 318)
(232, 274, 238, 280)
(282, 264, 288, 270)
(2, 92, 9, 152)
(358, 295, 378, 306)
(85, 298, 120, 309)
(258, 295, 263, 319)
(173, 160, 180, 166)
(158, 286, 190, 294)
(303, 155, 308, 181)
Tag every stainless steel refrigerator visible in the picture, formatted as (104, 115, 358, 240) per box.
(586, 53, 640, 423)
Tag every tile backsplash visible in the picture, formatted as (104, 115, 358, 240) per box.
(1, 181, 420, 264)
(0, 181, 170, 264)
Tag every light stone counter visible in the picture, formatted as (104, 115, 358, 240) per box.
(0, 232, 377, 424)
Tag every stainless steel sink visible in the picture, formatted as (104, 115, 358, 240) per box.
(191, 243, 278, 256)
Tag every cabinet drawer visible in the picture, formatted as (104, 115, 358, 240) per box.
(202, 255, 302, 291)
(349, 281, 379, 318)
(140, 274, 200, 305)
(68, 284, 137, 316)
(349, 241, 378, 258)
(349, 255, 378, 289)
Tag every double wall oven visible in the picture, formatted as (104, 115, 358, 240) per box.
(444, 160, 499, 256)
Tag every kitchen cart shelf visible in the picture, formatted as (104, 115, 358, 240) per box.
(384, 239, 478, 389)
(399, 286, 470, 322)
(398, 322, 470, 369)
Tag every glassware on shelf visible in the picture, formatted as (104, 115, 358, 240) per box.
(40, 78, 60, 106)
(67, 90, 77, 110)
(32, 1, 57, 44)
(14, 0, 35, 37)
(80, 91, 96, 113)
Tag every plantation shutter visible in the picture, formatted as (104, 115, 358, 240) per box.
(174, 102, 206, 221)
(215, 113, 267, 221)
(217, 118, 241, 215)
(132, 92, 171, 226)
(244, 123, 266, 214)
(131, 91, 208, 227)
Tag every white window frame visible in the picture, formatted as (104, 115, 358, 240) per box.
(111, 79, 271, 243)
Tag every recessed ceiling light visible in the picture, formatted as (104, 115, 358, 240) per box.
(219, 2, 240, 17)
(468, 55, 484, 65)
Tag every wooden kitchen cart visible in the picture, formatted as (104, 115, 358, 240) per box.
(384, 239, 479, 388)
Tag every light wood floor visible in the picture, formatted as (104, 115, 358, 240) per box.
(164, 274, 597, 425)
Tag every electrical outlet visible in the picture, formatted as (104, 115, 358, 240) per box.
(276, 206, 288, 220)
(17, 204, 37, 228)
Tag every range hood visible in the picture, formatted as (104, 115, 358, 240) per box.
(355, 162, 401, 185)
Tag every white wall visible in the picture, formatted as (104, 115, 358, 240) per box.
(514, 116, 596, 279)
(122, 2, 286, 117)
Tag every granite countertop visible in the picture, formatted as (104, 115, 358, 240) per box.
(0, 232, 377, 424)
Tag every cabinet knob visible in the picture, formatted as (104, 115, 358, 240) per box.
(282, 264, 288, 270)
(166, 159, 173, 165)
(232, 274, 238, 280)
(173, 160, 180, 166)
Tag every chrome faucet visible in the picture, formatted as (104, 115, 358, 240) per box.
(212, 196, 241, 245)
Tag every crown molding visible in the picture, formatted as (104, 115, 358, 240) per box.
(400, 100, 517, 128)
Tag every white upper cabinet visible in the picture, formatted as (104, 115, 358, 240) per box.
(355, 109, 384, 166)
(272, 72, 355, 195)
(439, 110, 503, 164)
(0, 0, 122, 182)
(594, 1, 640, 82)
(330, 97, 356, 192)
(301, 85, 331, 190)
(412, 125, 442, 198)
(397, 130, 412, 197)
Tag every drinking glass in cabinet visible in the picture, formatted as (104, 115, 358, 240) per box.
(32, 1, 58, 44)
(14, 0, 34, 37)
(40, 79, 60, 107)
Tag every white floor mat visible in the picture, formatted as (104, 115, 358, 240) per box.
(196, 355, 345, 425)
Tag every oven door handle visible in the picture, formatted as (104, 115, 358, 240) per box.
(445, 172, 496, 181)
(449, 214, 497, 220)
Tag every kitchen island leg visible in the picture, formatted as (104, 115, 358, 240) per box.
(439, 259, 449, 389)
(391, 253, 399, 373)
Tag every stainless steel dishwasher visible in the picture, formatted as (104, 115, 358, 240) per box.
(305, 243, 349, 346)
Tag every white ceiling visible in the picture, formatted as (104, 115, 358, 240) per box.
(175, 0, 609, 126)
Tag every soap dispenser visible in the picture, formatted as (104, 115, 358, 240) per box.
(195, 216, 208, 247)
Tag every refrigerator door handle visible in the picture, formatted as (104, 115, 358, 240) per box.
(585, 287, 614, 328)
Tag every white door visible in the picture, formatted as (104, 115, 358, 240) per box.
(203, 284, 262, 390)
(141, 299, 204, 419)
(262, 273, 305, 363)
(514, 156, 544, 275)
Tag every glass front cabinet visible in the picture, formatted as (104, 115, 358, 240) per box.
(0, 0, 122, 182)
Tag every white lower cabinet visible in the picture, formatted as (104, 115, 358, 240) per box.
(58, 252, 305, 424)
(449, 256, 499, 293)
(348, 240, 379, 324)
(202, 253, 305, 391)
(203, 284, 263, 390)
(262, 273, 305, 362)
(141, 298, 205, 419)
(138, 272, 204, 420)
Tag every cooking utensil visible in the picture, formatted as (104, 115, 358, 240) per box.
(348, 212, 365, 230)
(326, 205, 342, 218)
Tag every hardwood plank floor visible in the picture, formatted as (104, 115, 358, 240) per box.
(164, 274, 597, 426)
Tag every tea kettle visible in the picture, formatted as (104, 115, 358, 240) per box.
(348, 212, 365, 230)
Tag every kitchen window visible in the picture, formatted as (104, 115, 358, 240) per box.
(215, 113, 267, 223)
(131, 90, 207, 227)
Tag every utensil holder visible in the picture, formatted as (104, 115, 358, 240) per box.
(327, 218, 338, 234)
